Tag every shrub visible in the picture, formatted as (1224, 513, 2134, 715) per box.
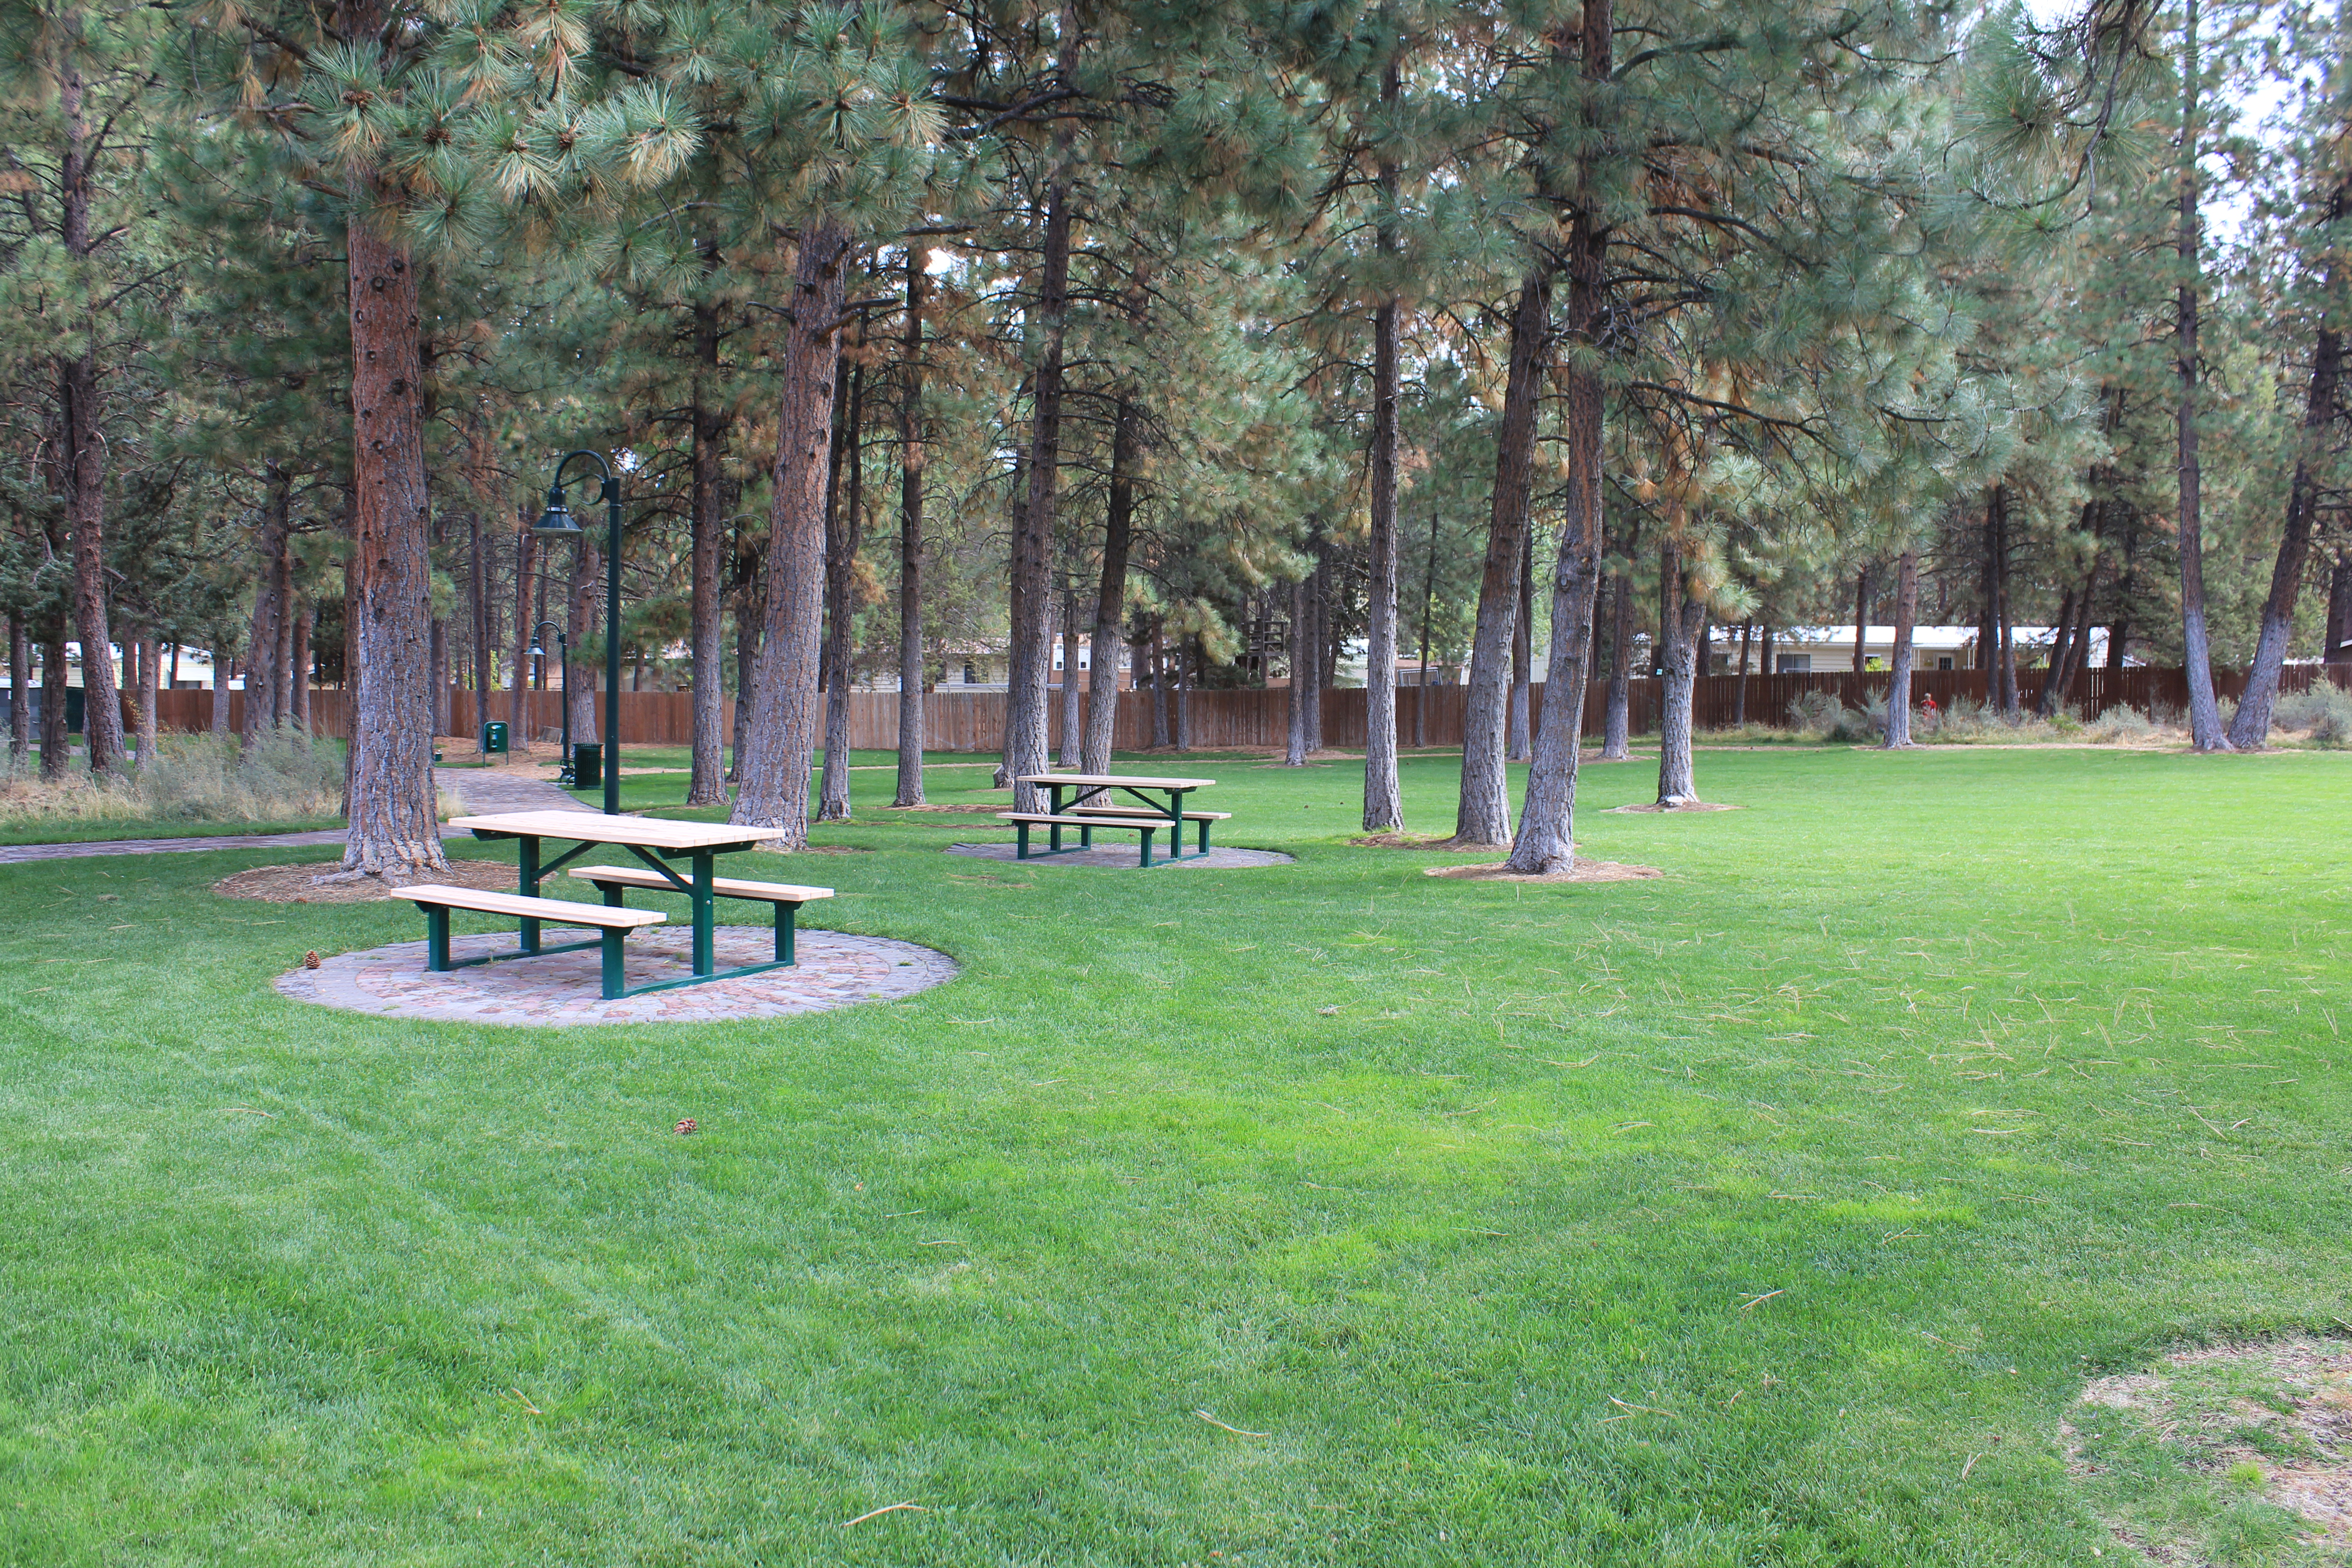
(0, 726, 345, 825)
(2085, 705, 2155, 743)
(2273, 683, 2352, 748)
(1785, 689, 1842, 737)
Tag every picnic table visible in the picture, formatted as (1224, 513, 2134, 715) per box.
(1002, 773, 1225, 866)
(412, 811, 828, 997)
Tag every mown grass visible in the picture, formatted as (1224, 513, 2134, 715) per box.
(1, 745, 2346, 1565)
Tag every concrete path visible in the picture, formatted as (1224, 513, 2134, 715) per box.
(0, 766, 587, 865)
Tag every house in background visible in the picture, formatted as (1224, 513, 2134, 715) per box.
(1734, 625, 2123, 674)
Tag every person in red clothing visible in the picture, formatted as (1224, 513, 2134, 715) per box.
(1921, 693, 1940, 730)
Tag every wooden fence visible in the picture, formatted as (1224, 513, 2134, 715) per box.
(144, 662, 2352, 750)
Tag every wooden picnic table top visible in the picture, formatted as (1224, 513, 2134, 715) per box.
(1015, 773, 1217, 790)
(449, 810, 773, 850)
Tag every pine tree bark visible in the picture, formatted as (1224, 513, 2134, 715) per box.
(1455, 271, 1550, 846)
(1058, 583, 1083, 767)
(820, 352, 861, 823)
(1655, 552, 1703, 804)
(1304, 545, 1327, 754)
(340, 209, 444, 874)
(1602, 571, 1633, 760)
(895, 249, 927, 805)
(1083, 399, 1139, 774)
(1286, 572, 1311, 766)
(508, 522, 535, 739)
(1734, 620, 1751, 725)
(1852, 567, 1869, 676)
(1175, 635, 1193, 751)
(40, 639, 67, 779)
(1883, 549, 1918, 747)
(1505, 0, 1611, 873)
(733, 223, 850, 846)
(1509, 525, 1534, 763)
(2176, 0, 2231, 749)
(2324, 545, 2352, 663)
(211, 643, 232, 735)
(1149, 619, 1171, 747)
(2228, 181, 2346, 743)
(566, 534, 600, 744)
(292, 605, 312, 730)
(7, 617, 26, 763)
(1362, 54, 1406, 833)
(468, 514, 491, 730)
(688, 295, 730, 804)
(243, 475, 289, 748)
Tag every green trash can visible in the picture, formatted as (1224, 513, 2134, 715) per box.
(481, 720, 508, 755)
(571, 742, 601, 790)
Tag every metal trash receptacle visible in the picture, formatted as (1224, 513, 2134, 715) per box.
(481, 720, 508, 755)
(570, 742, 601, 789)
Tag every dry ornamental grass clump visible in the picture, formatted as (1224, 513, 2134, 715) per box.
(0, 727, 343, 825)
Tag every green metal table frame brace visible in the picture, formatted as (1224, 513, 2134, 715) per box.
(1014, 817, 1161, 866)
(1027, 781, 1205, 862)
(422, 902, 638, 1000)
(576, 870, 807, 965)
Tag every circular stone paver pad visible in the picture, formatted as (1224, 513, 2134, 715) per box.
(277, 926, 955, 1026)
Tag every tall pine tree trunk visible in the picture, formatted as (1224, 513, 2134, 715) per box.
(688, 292, 730, 804)
(2324, 544, 2352, 663)
(1304, 549, 1327, 754)
(1852, 567, 1869, 676)
(1454, 271, 1549, 846)
(1150, 619, 1171, 748)
(40, 638, 67, 779)
(733, 223, 850, 846)
(1883, 549, 1918, 747)
(1655, 549, 1703, 804)
(7, 617, 26, 763)
(2177, 0, 2231, 750)
(566, 534, 600, 744)
(341, 209, 443, 874)
(1507, 0, 1610, 873)
(1362, 56, 1405, 832)
(2228, 180, 2346, 744)
(820, 353, 861, 823)
(1602, 571, 1632, 760)
(1058, 583, 1083, 767)
(1084, 398, 1138, 774)
(1286, 573, 1311, 766)
(243, 474, 288, 748)
(508, 522, 535, 739)
(291, 606, 311, 730)
(895, 249, 927, 805)
(1509, 525, 1533, 762)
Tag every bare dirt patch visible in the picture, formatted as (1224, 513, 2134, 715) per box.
(2068, 1337, 2352, 1556)
(214, 858, 519, 904)
(1348, 832, 1502, 850)
(1605, 801, 1744, 814)
(1422, 858, 1662, 884)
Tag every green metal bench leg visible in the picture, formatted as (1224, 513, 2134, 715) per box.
(1015, 821, 1032, 859)
(774, 901, 797, 965)
(517, 837, 542, 953)
(1080, 823, 1093, 848)
(1197, 818, 1211, 853)
(1139, 827, 1156, 868)
(425, 906, 451, 971)
(600, 927, 627, 1000)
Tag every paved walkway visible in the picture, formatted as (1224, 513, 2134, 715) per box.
(0, 766, 586, 865)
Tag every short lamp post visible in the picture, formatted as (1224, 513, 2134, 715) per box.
(527, 619, 569, 781)
(531, 450, 623, 816)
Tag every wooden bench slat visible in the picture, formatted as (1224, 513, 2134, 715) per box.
(1064, 807, 1232, 821)
(391, 885, 667, 928)
(566, 865, 835, 902)
(996, 813, 1160, 828)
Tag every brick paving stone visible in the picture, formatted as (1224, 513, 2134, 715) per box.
(276, 925, 956, 1025)
(944, 841, 1292, 870)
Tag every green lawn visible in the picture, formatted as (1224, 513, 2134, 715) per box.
(2, 746, 2347, 1565)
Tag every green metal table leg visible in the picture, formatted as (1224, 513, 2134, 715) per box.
(775, 901, 796, 964)
(692, 854, 715, 976)
(517, 836, 542, 952)
(1140, 826, 1156, 868)
(600, 927, 626, 999)
(1198, 818, 1211, 853)
(426, 906, 451, 970)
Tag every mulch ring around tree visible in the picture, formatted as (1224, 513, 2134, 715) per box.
(1605, 801, 1744, 814)
(1349, 832, 1514, 851)
(214, 858, 519, 904)
(1423, 858, 1662, 884)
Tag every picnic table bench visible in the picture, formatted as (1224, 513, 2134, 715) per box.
(1000, 773, 1220, 867)
(388, 811, 835, 999)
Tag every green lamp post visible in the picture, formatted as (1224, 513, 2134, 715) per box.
(532, 451, 624, 815)
(526, 620, 569, 783)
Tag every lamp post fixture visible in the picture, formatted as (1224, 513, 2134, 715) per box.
(526, 619, 569, 783)
(531, 450, 624, 815)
